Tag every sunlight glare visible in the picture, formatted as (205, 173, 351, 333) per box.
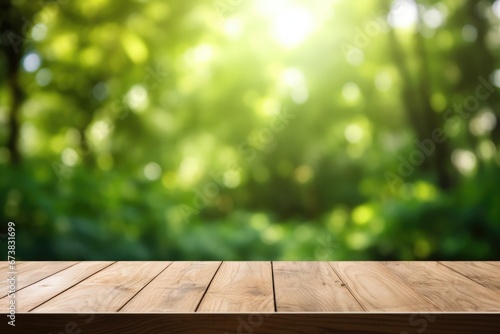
(272, 8, 314, 48)
(388, 0, 418, 29)
(256, 0, 315, 48)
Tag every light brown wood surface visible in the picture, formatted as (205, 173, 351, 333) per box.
(0, 262, 8, 272)
(273, 261, 363, 311)
(384, 261, 500, 311)
(2, 261, 500, 313)
(331, 261, 441, 312)
(0, 261, 114, 311)
(0, 261, 78, 298)
(120, 261, 221, 312)
(197, 261, 274, 312)
(31, 262, 170, 312)
(439, 261, 500, 292)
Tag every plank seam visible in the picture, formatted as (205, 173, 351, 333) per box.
(270, 261, 277, 312)
(327, 262, 368, 312)
(437, 261, 500, 295)
(1, 261, 81, 299)
(194, 261, 223, 312)
(117, 262, 174, 312)
(29, 261, 117, 312)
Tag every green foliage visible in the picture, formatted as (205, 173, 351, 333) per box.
(1, 0, 500, 260)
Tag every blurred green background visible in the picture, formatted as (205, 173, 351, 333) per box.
(1, 0, 500, 260)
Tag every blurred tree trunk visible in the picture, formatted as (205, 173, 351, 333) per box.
(0, 0, 24, 165)
(387, 28, 426, 144)
(384, 0, 454, 189)
(414, 6, 454, 189)
(466, 0, 500, 144)
(74, 83, 103, 167)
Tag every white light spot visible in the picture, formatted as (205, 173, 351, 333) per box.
(462, 25, 478, 42)
(223, 18, 242, 39)
(388, 0, 418, 29)
(62, 148, 79, 167)
(255, 0, 288, 16)
(451, 149, 476, 175)
(375, 72, 392, 91)
(91, 120, 112, 141)
(423, 8, 444, 29)
(345, 124, 363, 143)
(271, 7, 314, 48)
(281, 68, 309, 104)
(144, 162, 162, 181)
(184, 44, 214, 66)
(260, 98, 281, 117)
(224, 170, 241, 188)
(470, 110, 497, 136)
(31, 24, 48, 41)
(126, 84, 148, 112)
(35, 68, 52, 86)
(342, 82, 361, 102)
(23, 53, 41, 72)
(290, 86, 309, 104)
(178, 156, 202, 186)
(346, 48, 365, 66)
(282, 68, 304, 88)
(193, 44, 214, 63)
(493, 0, 500, 19)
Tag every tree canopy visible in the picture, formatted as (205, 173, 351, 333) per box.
(1, 0, 500, 260)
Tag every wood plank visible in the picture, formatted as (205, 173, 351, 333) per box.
(439, 261, 500, 292)
(330, 261, 441, 312)
(31, 262, 170, 313)
(3, 260, 499, 315)
(0, 261, 114, 312)
(197, 261, 274, 312)
(120, 261, 220, 312)
(0, 261, 78, 298)
(384, 261, 500, 312)
(273, 261, 363, 312)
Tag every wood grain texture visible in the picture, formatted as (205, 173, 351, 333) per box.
(0, 261, 78, 298)
(197, 261, 274, 312)
(273, 261, 363, 312)
(331, 261, 441, 312)
(2, 261, 500, 316)
(384, 261, 500, 312)
(31, 262, 170, 313)
(120, 261, 220, 312)
(481, 261, 500, 268)
(439, 261, 500, 292)
(0, 261, 114, 312)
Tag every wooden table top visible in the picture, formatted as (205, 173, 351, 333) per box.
(2, 261, 500, 313)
